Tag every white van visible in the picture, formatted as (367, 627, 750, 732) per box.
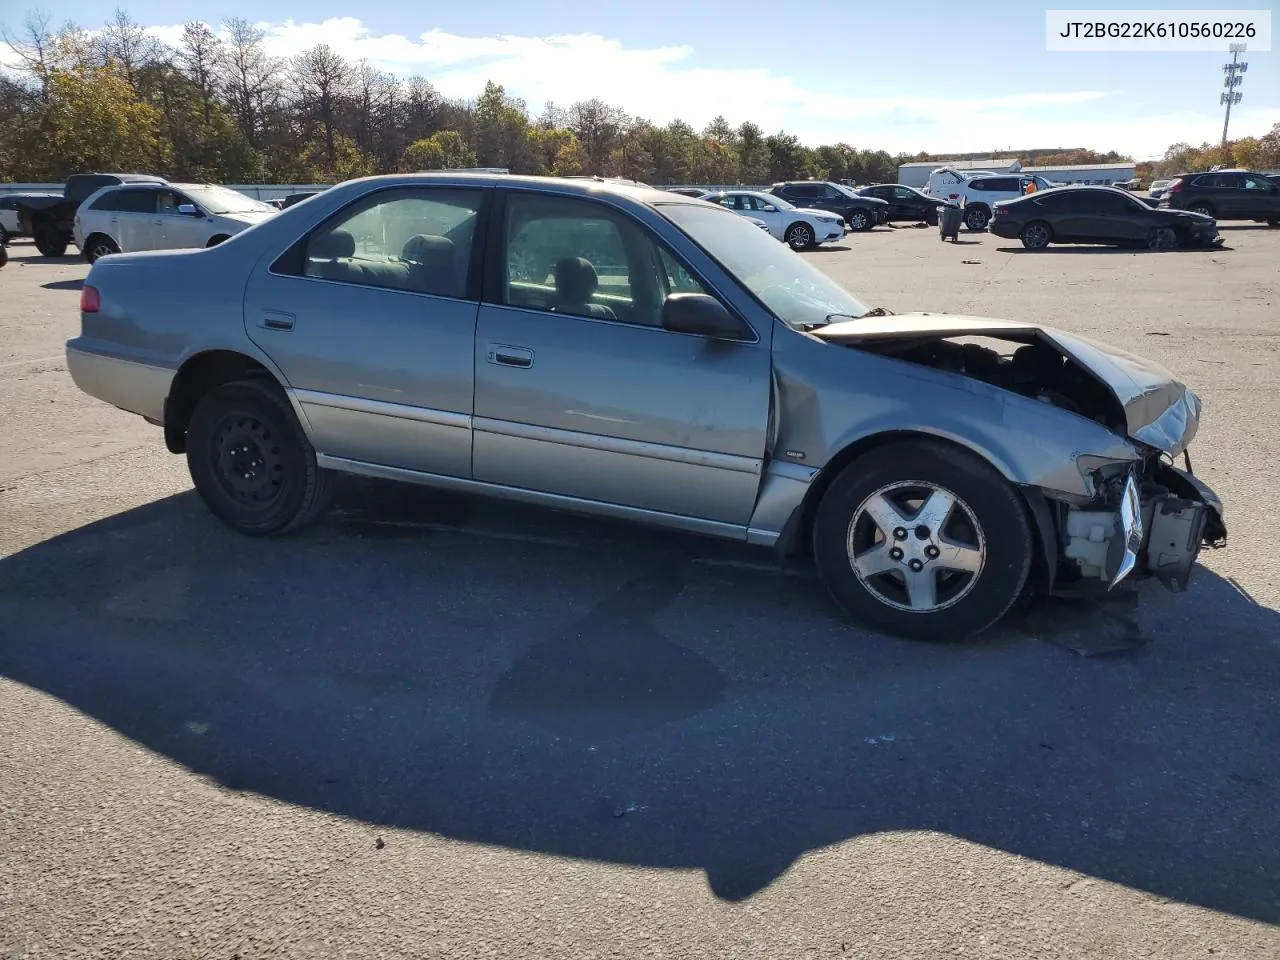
(922, 166, 1001, 197)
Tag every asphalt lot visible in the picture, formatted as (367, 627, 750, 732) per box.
(2, 222, 1279, 958)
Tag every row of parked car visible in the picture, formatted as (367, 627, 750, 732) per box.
(0, 173, 321, 261)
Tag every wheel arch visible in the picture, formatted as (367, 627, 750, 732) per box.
(163, 349, 288, 454)
(206, 233, 232, 247)
(774, 429, 1058, 589)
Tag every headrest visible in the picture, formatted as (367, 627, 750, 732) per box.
(311, 229, 355, 259)
(553, 257, 599, 303)
(402, 234, 455, 265)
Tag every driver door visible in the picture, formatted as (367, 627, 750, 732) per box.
(472, 190, 772, 527)
(155, 188, 209, 249)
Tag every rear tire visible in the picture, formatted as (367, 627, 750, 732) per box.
(1020, 220, 1052, 250)
(83, 234, 119, 263)
(964, 206, 990, 231)
(812, 439, 1033, 641)
(186, 378, 334, 536)
(34, 221, 68, 257)
(1188, 202, 1214, 218)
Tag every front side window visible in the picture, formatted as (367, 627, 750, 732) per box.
(156, 190, 189, 215)
(301, 187, 482, 298)
(502, 192, 712, 328)
(1242, 174, 1272, 191)
(661, 200, 871, 330)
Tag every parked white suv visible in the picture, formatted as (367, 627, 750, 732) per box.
(937, 174, 1060, 231)
(73, 182, 278, 262)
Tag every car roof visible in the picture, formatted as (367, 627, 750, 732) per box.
(323, 172, 696, 210)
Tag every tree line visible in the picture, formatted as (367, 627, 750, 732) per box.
(1, 9, 1277, 187)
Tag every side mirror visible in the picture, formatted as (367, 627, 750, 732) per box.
(661, 293, 749, 341)
(760, 204, 777, 212)
(177, 203, 199, 216)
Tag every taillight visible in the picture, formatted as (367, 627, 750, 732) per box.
(1168, 178, 1184, 194)
(80, 284, 100, 313)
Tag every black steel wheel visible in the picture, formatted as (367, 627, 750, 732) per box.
(186, 378, 333, 535)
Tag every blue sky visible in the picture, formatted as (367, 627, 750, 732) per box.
(4, 0, 1277, 159)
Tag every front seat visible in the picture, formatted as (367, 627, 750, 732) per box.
(552, 257, 617, 320)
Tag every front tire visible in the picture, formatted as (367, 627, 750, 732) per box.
(812, 440, 1033, 641)
(186, 378, 334, 536)
(1020, 220, 1052, 250)
(34, 221, 68, 257)
(847, 209, 873, 232)
(785, 222, 815, 250)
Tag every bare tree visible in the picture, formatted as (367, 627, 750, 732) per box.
(291, 43, 351, 167)
(96, 8, 163, 88)
(1, 10, 55, 100)
(177, 20, 223, 125)
(219, 16, 280, 148)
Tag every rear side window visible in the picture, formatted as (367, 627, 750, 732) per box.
(294, 187, 484, 300)
(91, 188, 156, 213)
(785, 184, 819, 199)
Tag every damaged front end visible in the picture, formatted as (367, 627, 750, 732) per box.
(809, 313, 1229, 596)
(1050, 454, 1227, 595)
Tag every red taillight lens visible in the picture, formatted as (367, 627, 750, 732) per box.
(80, 284, 100, 313)
(1168, 178, 1184, 193)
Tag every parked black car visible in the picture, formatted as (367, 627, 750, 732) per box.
(768, 181, 888, 231)
(856, 183, 957, 225)
(1160, 170, 1280, 225)
(989, 186, 1221, 251)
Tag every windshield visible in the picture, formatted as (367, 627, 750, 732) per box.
(830, 183, 861, 200)
(660, 202, 872, 328)
(749, 192, 794, 211)
(181, 185, 274, 214)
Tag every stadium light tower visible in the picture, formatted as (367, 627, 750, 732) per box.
(1221, 43, 1247, 147)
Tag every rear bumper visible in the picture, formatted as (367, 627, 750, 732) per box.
(66, 340, 173, 423)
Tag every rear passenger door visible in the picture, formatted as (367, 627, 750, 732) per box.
(109, 187, 161, 252)
(244, 186, 489, 478)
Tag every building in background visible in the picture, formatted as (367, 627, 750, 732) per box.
(897, 158, 1137, 188)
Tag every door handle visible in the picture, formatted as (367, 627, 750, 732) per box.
(487, 344, 534, 368)
(153, 219, 163, 225)
(261, 310, 295, 331)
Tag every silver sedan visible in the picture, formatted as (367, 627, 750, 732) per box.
(65, 173, 1227, 640)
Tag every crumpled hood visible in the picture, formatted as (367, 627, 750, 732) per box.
(813, 313, 1202, 456)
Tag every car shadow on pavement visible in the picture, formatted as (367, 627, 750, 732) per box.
(2, 486, 1277, 919)
(40, 278, 83, 291)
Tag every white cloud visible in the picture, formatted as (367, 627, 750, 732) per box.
(6, 17, 1279, 159)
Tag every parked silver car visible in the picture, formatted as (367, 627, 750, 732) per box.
(65, 173, 1227, 640)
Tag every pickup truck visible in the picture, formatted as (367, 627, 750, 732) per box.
(16, 173, 166, 257)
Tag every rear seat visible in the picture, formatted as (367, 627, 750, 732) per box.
(305, 229, 462, 297)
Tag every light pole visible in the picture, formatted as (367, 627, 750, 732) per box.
(1221, 43, 1247, 147)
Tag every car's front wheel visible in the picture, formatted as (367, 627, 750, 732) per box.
(847, 209, 873, 231)
(186, 378, 334, 536)
(785, 222, 815, 250)
(812, 439, 1034, 641)
(1188, 202, 1214, 218)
